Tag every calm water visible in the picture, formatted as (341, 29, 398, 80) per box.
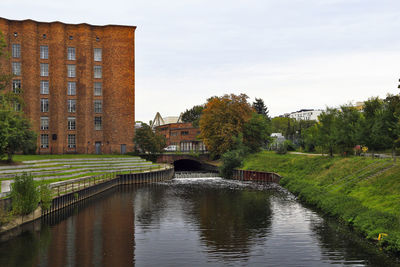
(0, 177, 399, 267)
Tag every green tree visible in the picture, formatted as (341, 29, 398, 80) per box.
(199, 94, 254, 158)
(133, 123, 166, 154)
(252, 98, 270, 120)
(181, 105, 204, 127)
(0, 30, 36, 161)
(10, 173, 40, 215)
(360, 98, 389, 156)
(315, 108, 338, 156)
(242, 113, 271, 153)
(382, 94, 400, 159)
(335, 105, 363, 155)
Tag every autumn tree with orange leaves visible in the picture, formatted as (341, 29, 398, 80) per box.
(199, 94, 255, 157)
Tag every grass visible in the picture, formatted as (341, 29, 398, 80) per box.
(242, 151, 400, 254)
(11, 154, 138, 162)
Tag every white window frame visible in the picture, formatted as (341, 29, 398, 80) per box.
(67, 82, 76, 96)
(40, 80, 49, 94)
(40, 116, 49, 130)
(94, 82, 102, 96)
(12, 80, 21, 94)
(94, 48, 102, 62)
(94, 66, 102, 78)
(68, 134, 76, 148)
(40, 63, 49, 77)
(67, 47, 76, 60)
(94, 100, 102, 113)
(67, 99, 76, 113)
(40, 99, 49, 112)
(12, 62, 21, 76)
(12, 44, 21, 58)
(67, 117, 76, 130)
(40, 45, 49, 59)
(40, 134, 49, 148)
(94, 117, 102, 130)
(67, 65, 76, 78)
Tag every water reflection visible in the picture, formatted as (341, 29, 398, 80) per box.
(0, 177, 399, 267)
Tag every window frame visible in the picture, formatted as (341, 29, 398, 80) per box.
(67, 117, 76, 130)
(40, 80, 49, 95)
(94, 116, 102, 130)
(67, 64, 76, 78)
(67, 82, 76, 96)
(67, 47, 76, 61)
(40, 116, 49, 130)
(12, 62, 21, 76)
(12, 44, 21, 58)
(94, 100, 102, 113)
(40, 134, 49, 148)
(40, 45, 49, 59)
(12, 80, 21, 94)
(40, 98, 49, 112)
(67, 134, 76, 148)
(94, 82, 102, 96)
(94, 65, 102, 79)
(67, 99, 76, 113)
(40, 63, 49, 77)
(94, 48, 102, 61)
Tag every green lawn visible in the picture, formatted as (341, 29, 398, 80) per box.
(242, 151, 400, 253)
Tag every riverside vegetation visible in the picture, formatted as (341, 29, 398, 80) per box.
(242, 151, 400, 254)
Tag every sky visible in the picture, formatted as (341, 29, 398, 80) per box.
(2, 0, 400, 123)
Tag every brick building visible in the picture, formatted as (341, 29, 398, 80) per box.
(0, 17, 136, 154)
(156, 122, 206, 152)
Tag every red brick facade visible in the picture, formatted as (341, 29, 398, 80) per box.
(156, 123, 206, 152)
(0, 18, 136, 154)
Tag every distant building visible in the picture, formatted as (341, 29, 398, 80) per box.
(150, 112, 182, 129)
(288, 109, 323, 121)
(152, 112, 206, 152)
(353, 101, 365, 111)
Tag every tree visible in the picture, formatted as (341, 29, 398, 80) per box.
(181, 105, 204, 127)
(133, 123, 166, 154)
(10, 173, 40, 215)
(242, 113, 271, 153)
(382, 94, 400, 159)
(0, 30, 36, 161)
(314, 108, 338, 156)
(199, 94, 254, 157)
(252, 98, 270, 120)
(334, 105, 362, 155)
(360, 98, 390, 156)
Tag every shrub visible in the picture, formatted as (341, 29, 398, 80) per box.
(38, 182, 52, 210)
(10, 173, 39, 215)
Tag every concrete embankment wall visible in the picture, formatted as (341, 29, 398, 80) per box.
(232, 169, 281, 183)
(0, 168, 174, 237)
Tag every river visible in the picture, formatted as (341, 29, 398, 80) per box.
(0, 177, 399, 266)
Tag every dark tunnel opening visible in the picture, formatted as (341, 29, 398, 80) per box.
(173, 159, 203, 172)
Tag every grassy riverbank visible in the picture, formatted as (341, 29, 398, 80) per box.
(242, 151, 400, 254)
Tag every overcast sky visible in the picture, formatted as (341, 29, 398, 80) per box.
(2, 0, 400, 122)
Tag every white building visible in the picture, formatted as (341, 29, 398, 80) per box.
(288, 109, 323, 121)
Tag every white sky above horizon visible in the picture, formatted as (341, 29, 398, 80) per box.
(2, 0, 400, 123)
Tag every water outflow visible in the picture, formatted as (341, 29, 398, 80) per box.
(174, 171, 219, 178)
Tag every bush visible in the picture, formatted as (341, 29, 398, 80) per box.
(275, 143, 287, 154)
(38, 182, 52, 210)
(219, 149, 244, 178)
(10, 173, 39, 215)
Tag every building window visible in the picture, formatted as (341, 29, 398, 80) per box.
(94, 117, 102, 130)
(12, 80, 21, 94)
(67, 82, 76, 95)
(40, 134, 49, 148)
(67, 99, 76, 113)
(12, 44, 20, 58)
(40, 81, 49, 94)
(94, 66, 102, 78)
(67, 65, 76, 78)
(68, 117, 76, 130)
(171, 132, 178, 136)
(40, 117, 49, 130)
(40, 99, 49, 112)
(12, 62, 21, 76)
(181, 131, 189, 136)
(40, 45, 48, 59)
(94, 48, 102, 61)
(94, 82, 102, 96)
(40, 63, 49, 76)
(13, 101, 21, 111)
(67, 47, 76, 60)
(94, 100, 102, 113)
(68, 134, 76, 148)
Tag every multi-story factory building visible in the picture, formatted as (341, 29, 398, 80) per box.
(0, 17, 136, 154)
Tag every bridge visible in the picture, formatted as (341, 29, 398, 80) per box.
(156, 154, 217, 172)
